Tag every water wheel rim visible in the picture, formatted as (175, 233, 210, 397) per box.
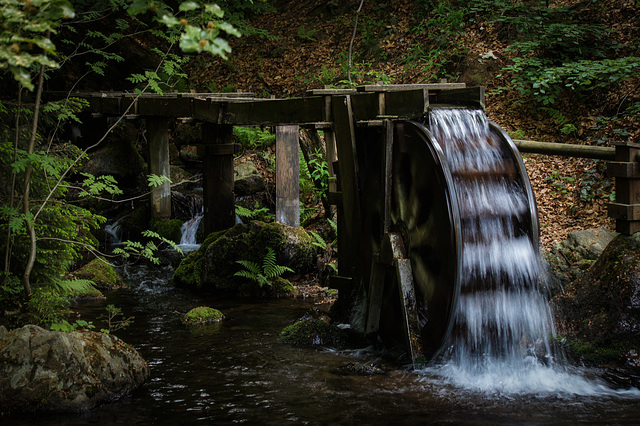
(390, 120, 463, 361)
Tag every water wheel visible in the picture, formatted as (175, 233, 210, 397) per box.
(363, 114, 539, 364)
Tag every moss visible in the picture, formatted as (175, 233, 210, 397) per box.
(563, 337, 639, 365)
(172, 228, 229, 290)
(64, 285, 105, 300)
(73, 258, 124, 291)
(182, 306, 224, 325)
(173, 252, 204, 290)
(270, 276, 295, 297)
(279, 319, 346, 347)
(151, 218, 183, 244)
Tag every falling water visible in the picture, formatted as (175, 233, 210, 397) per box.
(179, 212, 204, 249)
(104, 214, 131, 245)
(423, 108, 617, 395)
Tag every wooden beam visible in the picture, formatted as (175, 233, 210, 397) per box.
(332, 95, 362, 276)
(357, 83, 466, 92)
(147, 118, 171, 220)
(514, 139, 615, 160)
(202, 123, 235, 234)
(275, 125, 300, 228)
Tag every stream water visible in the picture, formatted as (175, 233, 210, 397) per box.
(6, 109, 640, 423)
(6, 255, 640, 425)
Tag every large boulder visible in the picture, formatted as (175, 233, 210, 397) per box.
(173, 221, 315, 295)
(0, 325, 149, 414)
(545, 228, 618, 295)
(552, 232, 640, 364)
(80, 125, 145, 188)
(234, 161, 266, 196)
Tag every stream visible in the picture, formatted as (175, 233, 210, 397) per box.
(6, 251, 640, 425)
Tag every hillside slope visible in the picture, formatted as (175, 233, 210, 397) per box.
(187, 0, 639, 249)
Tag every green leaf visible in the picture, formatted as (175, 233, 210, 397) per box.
(204, 3, 224, 18)
(180, 1, 201, 12)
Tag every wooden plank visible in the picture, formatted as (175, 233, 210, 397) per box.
(192, 98, 224, 123)
(224, 97, 325, 125)
(613, 178, 640, 206)
(608, 161, 640, 178)
(307, 88, 358, 95)
(429, 86, 485, 109)
(349, 92, 379, 121)
(137, 96, 193, 117)
(147, 118, 171, 220)
(608, 203, 640, 220)
(358, 83, 466, 92)
(616, 219, 640, 235)
(385, 89, 428, 118)
(332, 95, 361, 277)
(275, 125, 300, 228)
(396, 258, 424, 365)
(365, 253, 385, 336)
(202, 123, 235, 234)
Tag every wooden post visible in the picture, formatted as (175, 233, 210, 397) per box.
(147, 118, 171, 220)
(202, 123, 235, 234)
(276, 125, 300, 228)
(332, 95, 361, 277)
(608, 142, 640, 234)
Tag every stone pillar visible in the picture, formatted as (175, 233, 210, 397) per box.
(276, 125, 300, 228)
(147, 118, 171, 220)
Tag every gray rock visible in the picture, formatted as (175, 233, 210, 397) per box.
(0, 325, 149, 414)
(545, 228, 618, 294)
(553, 232, 640, 345)
(234, 161, 266, 195)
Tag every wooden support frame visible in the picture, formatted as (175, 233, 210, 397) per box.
(202, 123, 235, 234)
(147, 118, 171, 220)
(608, 141, 640, 234)
(332, 95, 362, 277)
(365, 232, 424, 366)
(275, 125, 300, 228)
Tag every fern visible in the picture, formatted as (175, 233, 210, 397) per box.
(234, 247, 293, 288)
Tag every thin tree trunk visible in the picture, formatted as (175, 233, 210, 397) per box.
(2, 86, 22, 287)
(22, 65, 46, 297)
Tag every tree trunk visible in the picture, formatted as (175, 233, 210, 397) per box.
(22, 65, 46, 297)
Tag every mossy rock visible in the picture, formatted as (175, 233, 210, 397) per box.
(173, 221, 314, 296)
(63, 283, 105, 301)
(182, 306, 224, 325)
(280, 319, 347, 347)
(151, 218, 183, 244)
(552, 233, 640, 363)
(72, 258, 125, 291)
(173, 229, 229, 290)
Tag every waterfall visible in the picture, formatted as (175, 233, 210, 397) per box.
(179, 212, 204, 249)
(104, 214, 130, 245)
(422, 108, 610, 395)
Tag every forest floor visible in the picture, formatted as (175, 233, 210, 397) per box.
(184, 0, 640, 251)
